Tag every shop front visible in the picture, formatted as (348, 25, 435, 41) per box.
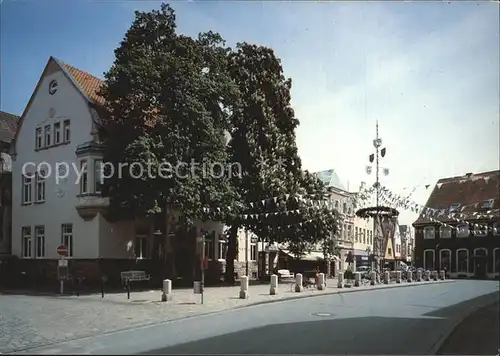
(354, 249, 370, 268)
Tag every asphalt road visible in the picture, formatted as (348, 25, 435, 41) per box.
(14, 280, 499, 355)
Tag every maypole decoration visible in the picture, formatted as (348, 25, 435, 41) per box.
(355, 120, 397, 279)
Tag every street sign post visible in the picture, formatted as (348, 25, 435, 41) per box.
(57, 245, 68, 294)
(57, 245, 68, 257)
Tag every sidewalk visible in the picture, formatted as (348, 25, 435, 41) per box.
(437, 301, 499, 355)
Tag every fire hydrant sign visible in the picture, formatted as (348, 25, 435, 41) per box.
(57, 244, 68, 257)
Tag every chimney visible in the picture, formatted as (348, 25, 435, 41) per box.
(465, 172, 473, 179)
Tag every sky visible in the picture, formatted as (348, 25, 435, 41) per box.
(1, 1, 499, 226)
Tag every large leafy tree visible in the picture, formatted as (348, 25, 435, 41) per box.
(98, 4, 238, 278)
(222, 43, 339, 283)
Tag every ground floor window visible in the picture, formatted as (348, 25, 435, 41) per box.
(456, 249, 468, 273)
(423, 250, 434, 270)
(61, 224, 73, 257)
(250, 243, 257, 261)
(439, 250, 451, 271)
(218, 236, 227, 260)
(35, 225, 45, 258)
(204, 231, 215, 260)
(22, 226, 32, 258)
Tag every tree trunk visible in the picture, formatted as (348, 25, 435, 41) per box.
(224, 225, 239, 285)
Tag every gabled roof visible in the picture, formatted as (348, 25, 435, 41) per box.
(61, 62, 104, 105)
(314, 169, 346, 191)
(12, 57, 105, 151)
(413, 170, 500, 226)
(0, 111, 20, 144)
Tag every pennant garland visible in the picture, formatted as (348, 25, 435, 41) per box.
(378, 186, 500, 233)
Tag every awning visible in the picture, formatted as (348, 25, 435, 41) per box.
(281, 249, 325, 261)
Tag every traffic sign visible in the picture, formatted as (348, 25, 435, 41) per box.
(57, 244, 68, 256)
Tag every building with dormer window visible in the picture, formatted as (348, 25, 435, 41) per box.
(10, 57, 259, 287)
(413, 170, 500, 279)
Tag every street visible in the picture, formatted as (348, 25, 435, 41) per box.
(8, 280, 498, 355)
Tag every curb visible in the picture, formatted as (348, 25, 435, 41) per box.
(233, 279, 456, 310)
(428, 298, 500, 355)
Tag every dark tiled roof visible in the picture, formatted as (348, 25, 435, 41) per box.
(0, 111, 20, 144)
(413, 170, 500, 225)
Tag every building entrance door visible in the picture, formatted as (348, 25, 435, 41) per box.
(474, 257, 487, 278)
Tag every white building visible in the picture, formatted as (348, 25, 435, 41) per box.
(11, 57, 258, 285)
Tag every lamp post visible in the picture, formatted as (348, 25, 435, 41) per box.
(245, 229, 249, 277)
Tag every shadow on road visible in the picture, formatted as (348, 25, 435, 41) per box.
(143, 316, 448, 355)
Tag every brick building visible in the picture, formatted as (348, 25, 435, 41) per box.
(413, 170, 500, 279)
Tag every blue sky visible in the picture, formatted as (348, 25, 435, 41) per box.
(1, 1, 499, 225)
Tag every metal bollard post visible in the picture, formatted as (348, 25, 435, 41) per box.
(395, 271, 401, 284)
(370, 271, 376, 286)
(162, 279, 173, 302)
(295, 273, 303, 292)
(384, 271, 390, 284)
(317, 273, 326, 290)
(407, 270, 413, 282)
(337, 273, 344, 288)
(101, 276, 105, 298)
(416, 270, 422, 282)
(440, 270, 445, 280)
(239, 276, 249, 299)
(270, 274, 278, 295)
(75, 277, 80, 297)
(354, 272, 361, 287)
(126, 278, 130, 299)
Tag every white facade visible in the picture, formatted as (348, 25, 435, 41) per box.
(11, 57, 258, 264)
(393, 221, 402, 259)
(353, 216, 374, 254)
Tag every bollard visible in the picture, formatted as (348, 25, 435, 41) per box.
(101, 276, 105, 298)
(370, 271, 376, 285)
(317, 273, 326, 290)
(354, 272, 361, 287)
(239, 276, 249, 299)
(384, 271, 390, 284)
(425, 270, 431, 281)
(295, 273, 303, 292)
(432, 270, 438, 281)
(75, 277, 80, 297)
(440, 270, 445, 280)
(125, 278, 131, 299)
(161, 279, 173, 302)
(395, 271, 401, 284)
(416, 270, 422, 282)
(270, 274, 278, 295)
(337, 273, 344, 288)
(407, 270, 412, 282)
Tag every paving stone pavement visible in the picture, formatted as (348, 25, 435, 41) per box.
(0, 278, 451, 354)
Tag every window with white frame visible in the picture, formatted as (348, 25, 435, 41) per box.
(44, 125, 51, 147)
(363, 229, 366, 244)
(61, 224, 73, 257)
(79, 160, 88, 194)
(335, 200, 339, 209)
(134, 235, 148, 259)
(439, 226, 452, 239)
(204, 232, 215, 260)
(423, 249, 434, 270)
(355, 227, 359, 242)
(218, 235, 227, 260)
(63, 120, 71, 142)
(456, 249, 468, 273)
(343, 202, 347, 213)
(35, 225, 45, 258)
(473, 224, 487, 237)
(35, 171, 45, 203)
(440, 249, 451, 271)
(94, 159, 103, 194)
(22, 175, 32, 204)
(347, 225, 352, 240)
(35, 127, 43, 149)
(494, 222, 500, 236)
(22, 226, 32, 258)
(54, 122, 61, 144)
(250, 242, 257, 260)
(423, 226, 435, 239)
(456, 224, 470, 238)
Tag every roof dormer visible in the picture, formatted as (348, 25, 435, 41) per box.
(449, 203, 461, 213)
